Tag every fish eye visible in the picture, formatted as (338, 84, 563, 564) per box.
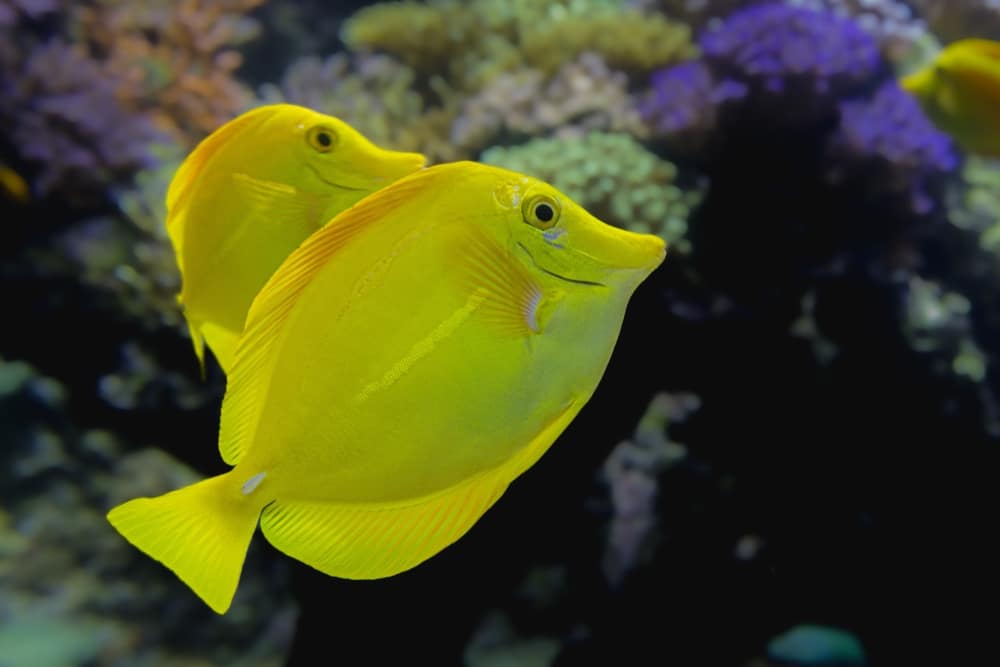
(306, 126, 337, 153)
(522, 194, 560, 230)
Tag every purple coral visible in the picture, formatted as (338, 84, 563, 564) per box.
(639, 3, 888, 146)
(1, 40, 160, 199)
(699, 3, 882, 98)
(638, 60, 747, 137)
(827, 82, 959, 215)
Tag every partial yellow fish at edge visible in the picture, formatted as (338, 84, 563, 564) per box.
(166, 103, 426, 374)
(902, 38, 1000, 158)
(108, 161, 666, 614)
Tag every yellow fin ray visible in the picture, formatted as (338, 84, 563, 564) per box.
(106, 472, 261, 615)
(200, 321, 241, 377)
(218, 167, 451, 465)
(231, 172, 323, 228)
(260, 467, 508, 580)
(454, 225, 544, 336)
(259, 397, 581, 579)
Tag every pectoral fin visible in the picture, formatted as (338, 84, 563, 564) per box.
(451, 225, 545, 336)
(231, 172, 324, 227)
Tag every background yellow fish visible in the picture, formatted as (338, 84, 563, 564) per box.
(108, 161, 666, 614)
(166, 103, 426, 374)
(902, 38, 1000, 157)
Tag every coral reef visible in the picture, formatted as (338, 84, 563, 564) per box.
(785, 0, 935, 68)
(517, 10, 696, 75)
(0, 39, 160, 200)
(637, 60, 748, 155)
(342, 0, 696, 91)
(481, 132, 704, 246)
(0, 0, 266, 202)
(451, 53, 645, 157)
(698, 4, 882, 117)
(0, 357, 295, 667)
(54, 142, 186, 333)
(5, 1, 1000, 665)
(766, 624, 867, 666)
(645, 0, 933, 69)
(601, 393, 696, 586)
(825, 81, 959, 216)
(72, 0, 266, 147)
(953, 157, 1000, 240)
(640, 4, 956, 215)
(258, 53, 439, 158)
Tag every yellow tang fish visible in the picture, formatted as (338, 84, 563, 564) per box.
(0, 164, 29, 204)
(901, 38, 1000, 157)
(108, 161, 666, 614)
(166, 103, 426, 374)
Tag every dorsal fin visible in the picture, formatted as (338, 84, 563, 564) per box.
(217, 165, 452, 465)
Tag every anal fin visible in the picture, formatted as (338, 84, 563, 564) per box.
(258, 398, 581, 579)
(260, 468, 509, 580)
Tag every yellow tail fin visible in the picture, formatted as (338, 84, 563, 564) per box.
(106, 472, 261, 614)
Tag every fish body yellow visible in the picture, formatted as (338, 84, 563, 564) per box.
(901, 38, 1000, 157)
(108, 162, 666, 614)
(166, 103, 426, 373)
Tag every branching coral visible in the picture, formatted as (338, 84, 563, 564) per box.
(258, 52, 457, 160)
(72, 0, 266, 148)
(451, 53, 645, 157)
(601, 392, 696, 586)
(0, 39, 160, 199)
(481, 132, 703, 246)
(0, 0, 266, 201)
(518, 10, 696, 75)
(340, 1, 492, 76)
(342, 0, 696, 92)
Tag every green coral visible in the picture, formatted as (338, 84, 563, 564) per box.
(481, 132, 703, 248)
(341, 0, 695, 91)
(953, 157, 1000, 245)
(520, 11, 696, 74)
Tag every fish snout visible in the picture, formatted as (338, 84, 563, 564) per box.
(374, 150, 427, 183)
(574, 218, 667, 273)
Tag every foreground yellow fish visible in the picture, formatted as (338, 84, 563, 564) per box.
(167, 103, 426, 373)
(108, 161, 666, 614)
(902, 38, 1000, 157)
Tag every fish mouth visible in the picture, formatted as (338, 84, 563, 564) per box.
(306, 164, 372, 193)
(516, 242, 606, 287)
